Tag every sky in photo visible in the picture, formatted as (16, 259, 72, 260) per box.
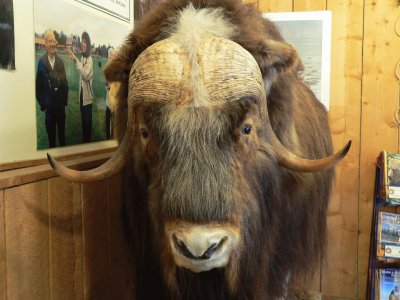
(34, 0, 131, 48)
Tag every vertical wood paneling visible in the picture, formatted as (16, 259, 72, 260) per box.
(0, 190, 5, 299)
(82, 181, 110, 299)
(258, 0, 292, 12)
(4, 181, 50, 299)
(107, 174, 134, 299)
(242, 0, 258, 6)
(294, 0, 326, 11)
(72, 180, 84, 299)
(48, 177, 83, 300)
(322, 0, 363, 298)
(359, 2, 400, 299)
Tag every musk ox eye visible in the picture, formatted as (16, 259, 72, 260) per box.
(242, 124, 252, 135)
(140, 128, 149, 138)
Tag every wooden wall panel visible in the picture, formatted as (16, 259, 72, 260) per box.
(82, 181, 110, 299)
(359, 2, 400, 299)
(294, 0, 326, 11)
(4, 181, 50, 299)
(0, 190, 5, 299)
(48, 178, 83, 300)
(242, 0, 258, 6)
(322, 0, 363, 298)
(258, 0, 292, 12)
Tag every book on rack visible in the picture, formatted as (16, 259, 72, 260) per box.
(376, 268, 400, 300)
(377, 211, 400, 259)
(379, 151, 400, 205)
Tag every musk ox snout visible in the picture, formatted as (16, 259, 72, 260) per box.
(165, 221, 240, 273)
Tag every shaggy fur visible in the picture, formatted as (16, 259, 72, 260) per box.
(104, 0, 300, 142)
(167, 3, 237, 107)
(104, 0, 334, 299)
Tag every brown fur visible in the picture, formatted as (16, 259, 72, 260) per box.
(104, 0, 300, 143)
(104, 0, 334, 299)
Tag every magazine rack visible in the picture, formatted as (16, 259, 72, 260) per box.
(367, 151, 400, 299)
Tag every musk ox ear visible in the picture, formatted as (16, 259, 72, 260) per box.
(104, 50, 132, 143)
(109, 81, 128, 143)
(107, 82, 128, 143)
(108, 81, 120, 112)
(103, 37, 151, 143)
(252, 38, 301, 78)
(104, 52, 133, 84)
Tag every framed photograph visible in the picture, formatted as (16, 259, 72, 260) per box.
(0, 0, 15, 70)
(75, 0, 131, 23)
(34, 0, 130, 150)
(263, 11, 332, 110)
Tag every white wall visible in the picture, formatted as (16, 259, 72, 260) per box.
(0, 0, 133, 164)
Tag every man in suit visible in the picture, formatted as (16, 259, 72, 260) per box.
(36, 28, 69, 148)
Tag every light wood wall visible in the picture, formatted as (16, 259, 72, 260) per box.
(0, 174, 134, 299)
(256, 0, 400, 299)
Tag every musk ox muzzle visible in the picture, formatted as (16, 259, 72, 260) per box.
(165, 221, 240, 273)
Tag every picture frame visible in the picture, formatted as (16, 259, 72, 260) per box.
(0, 0, 15, 70)
(75, 0, 131, 23)
(263, 11, 332, 111)
(33, 0, 130, 150)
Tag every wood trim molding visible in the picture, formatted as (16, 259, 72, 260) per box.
(0, 151, 115, 189)
(0, 147, 117, 172)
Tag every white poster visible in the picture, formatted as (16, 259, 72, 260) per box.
(263, 11, 332, 111)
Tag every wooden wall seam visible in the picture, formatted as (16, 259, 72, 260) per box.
(47, 179, 52, 300)
(357, 1, 367, 298)
(80, 182, 86, 299)
(107, 179, 112, 289)
(73, 181, 84, 300)
(0, 189, 7, 300)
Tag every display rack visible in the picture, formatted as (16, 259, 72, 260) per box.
(368, 151, 400, 299)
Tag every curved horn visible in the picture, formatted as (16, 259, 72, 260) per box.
(47, 133, 131, 182)
(273, 137, 351, 172)
(262, 115, 351, 172)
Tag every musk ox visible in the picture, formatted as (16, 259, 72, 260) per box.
(48, 0, 351, 298)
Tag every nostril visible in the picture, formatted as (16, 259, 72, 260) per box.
(201, 243, 217, 259)
(200, 238, 225, 259)
(173, 234, 197, 259)
(172, 234, 226, 260)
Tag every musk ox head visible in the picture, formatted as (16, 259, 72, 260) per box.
(48, 0, 350, 298)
